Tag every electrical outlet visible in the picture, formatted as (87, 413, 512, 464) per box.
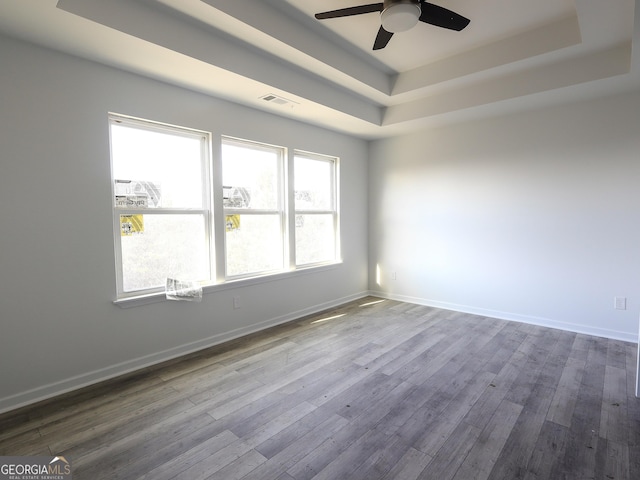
(392, 271, 397, 280)
(614, 296, 626, 310)
(233, 296, 241, 309)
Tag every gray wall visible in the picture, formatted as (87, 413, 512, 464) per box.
(369, 91, 640, 342)
(0, 36, 369, 412)
(3, 31, 639, 413)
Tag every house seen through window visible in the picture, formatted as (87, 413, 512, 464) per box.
(109, 114, 339, 300)
(110, 115, 211, 296)
(222, 138, 285, 278)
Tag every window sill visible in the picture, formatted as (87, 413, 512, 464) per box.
(113, 261, 343, 309)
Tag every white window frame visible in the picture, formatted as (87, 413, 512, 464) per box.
(109, 114, 213, 299)
(221, 136, 288, 280)
(293, 150, 340, 267)
(108, 115, 341, 306)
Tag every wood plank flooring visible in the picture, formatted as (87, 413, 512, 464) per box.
(1, 297, 638, 479)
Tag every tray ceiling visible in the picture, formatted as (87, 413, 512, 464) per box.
(0, 0, 637, 138)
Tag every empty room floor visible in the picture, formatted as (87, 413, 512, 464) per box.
(1, 297, 638, 479)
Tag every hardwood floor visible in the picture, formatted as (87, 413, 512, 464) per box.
(1, 297, 638, 479)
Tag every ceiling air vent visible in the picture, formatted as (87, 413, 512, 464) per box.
(260, 94, 298, 108)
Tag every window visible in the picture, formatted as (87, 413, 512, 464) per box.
(294, 151, 339, 266)
(109, 114, 340, 301)
(109, 115, 212, 296)
(221, 137, 286, 278)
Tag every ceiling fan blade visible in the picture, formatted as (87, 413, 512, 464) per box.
(373, 26, 393, 50)
(419, 2, 470, 31)
(315, 3, 383, 20)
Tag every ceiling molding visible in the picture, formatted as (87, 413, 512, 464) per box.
(57, 0, 385, 125)
(0, 0, 637, 138)
(200, 0, 395, 95)
(384, 44, 633, 125)
(392, 15, 582, 97)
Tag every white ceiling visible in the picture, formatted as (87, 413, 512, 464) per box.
(0, 0, 638, 139)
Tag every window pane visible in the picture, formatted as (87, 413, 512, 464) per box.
(294, 156, 333, 210)
(222, 142, 279, 210)
(111, 123, 204, 209)
(295, 214, 335, 265)
(120, 214, 208, 292)
(225, 215, 283, 276)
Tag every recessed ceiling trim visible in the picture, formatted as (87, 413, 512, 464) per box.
(392, 14, 582, 96)
(57, 0, 384, 125)
(200, 0, 394, 96)
(384, 44, 632, 125)
(3, 0, 633, 139)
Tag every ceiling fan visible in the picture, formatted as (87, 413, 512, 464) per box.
(315, 0, 470, 50)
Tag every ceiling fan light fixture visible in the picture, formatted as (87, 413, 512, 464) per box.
(381, 2, 421, 33)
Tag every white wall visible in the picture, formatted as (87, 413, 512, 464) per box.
(0, 35, 369, 413)
(369, 91, 640, 342)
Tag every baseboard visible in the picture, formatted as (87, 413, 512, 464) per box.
(369, 290, 637, 343)
(636, 336, 640, 398)
(0, 291, 369, 415)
